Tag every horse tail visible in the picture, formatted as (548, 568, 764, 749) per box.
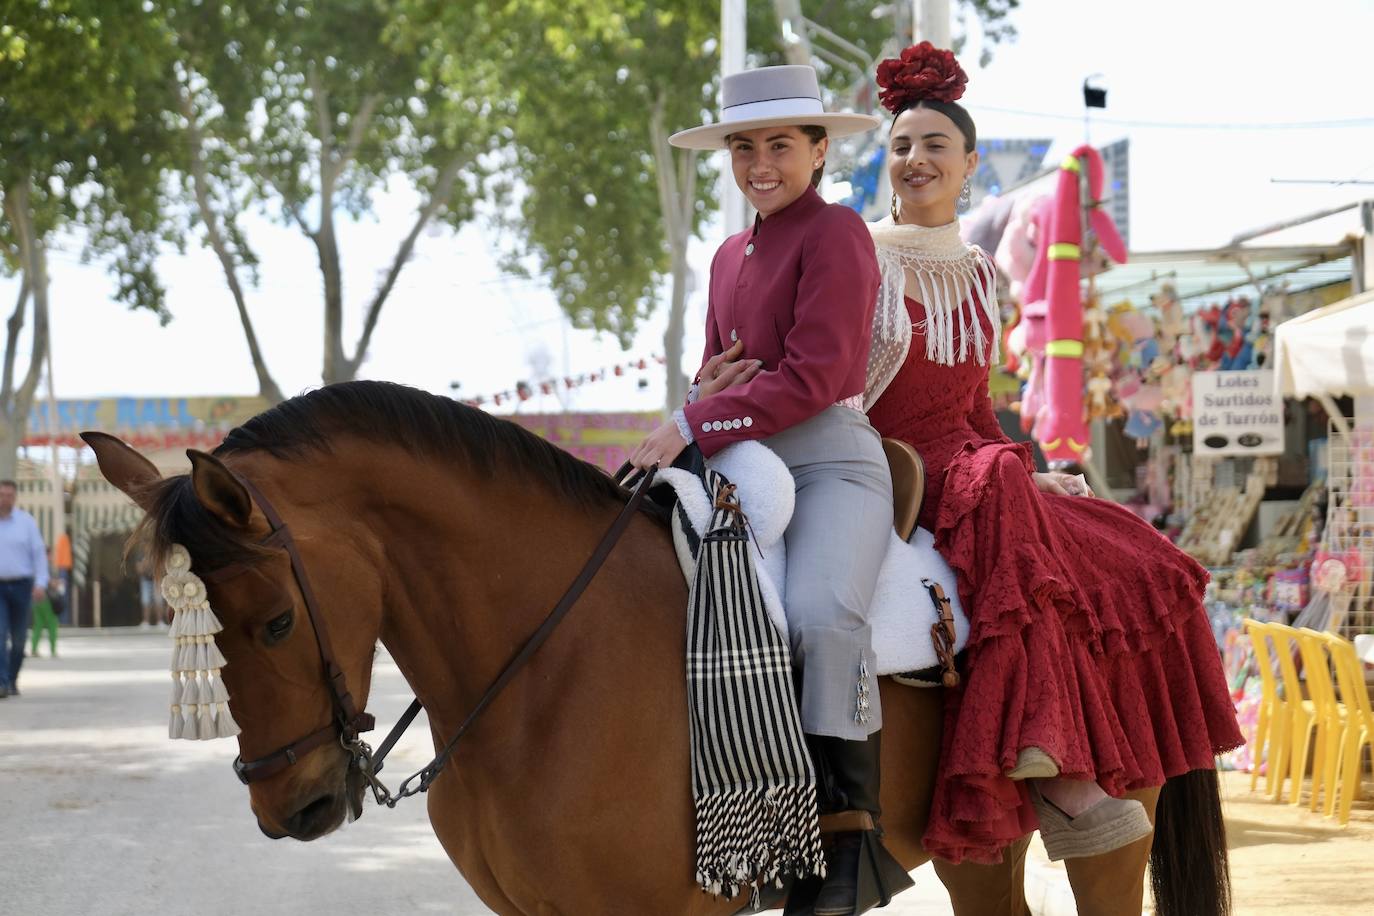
(1149, 767, 1231, 916)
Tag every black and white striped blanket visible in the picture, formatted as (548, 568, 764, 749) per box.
(685, 468, 824, 899)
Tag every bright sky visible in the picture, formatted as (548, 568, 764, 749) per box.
(5, 0, 1373, 417)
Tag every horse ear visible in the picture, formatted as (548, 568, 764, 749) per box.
(80, 432, 162, 512)
(187, 450, 253, 530)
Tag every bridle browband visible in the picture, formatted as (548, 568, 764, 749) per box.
(201, 465, 657, 810)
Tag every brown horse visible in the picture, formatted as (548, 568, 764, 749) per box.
(84, 381, 1228, 916)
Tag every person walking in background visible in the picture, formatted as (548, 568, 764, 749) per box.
(0, 479, 50, 698)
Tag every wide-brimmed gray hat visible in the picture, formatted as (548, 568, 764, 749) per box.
(670, 65, 881, 150)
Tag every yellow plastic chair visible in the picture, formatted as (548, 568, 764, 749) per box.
(1243, 619, 1285, 795)
(1295, 629, 1346, 814)
(1321, 632, 1373, 826)
(1269, 624, 1317, 805)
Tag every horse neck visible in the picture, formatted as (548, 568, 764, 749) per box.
(360, 453, 685, 740)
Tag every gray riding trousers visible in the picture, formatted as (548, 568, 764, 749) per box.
(763, 404, 893, 740)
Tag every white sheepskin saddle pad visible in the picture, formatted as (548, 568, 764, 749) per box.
(656, 440, 969, 677)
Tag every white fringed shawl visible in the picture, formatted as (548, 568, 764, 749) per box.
(864, 217, 1000, 410)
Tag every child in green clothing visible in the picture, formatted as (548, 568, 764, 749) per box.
(29, 594, 57, 658)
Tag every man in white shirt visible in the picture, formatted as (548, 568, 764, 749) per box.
(0, 480, 49, 698)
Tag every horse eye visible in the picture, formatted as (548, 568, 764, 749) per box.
(265, 610, 294, 644)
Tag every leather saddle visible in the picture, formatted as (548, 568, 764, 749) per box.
(881, 438, 925, 542)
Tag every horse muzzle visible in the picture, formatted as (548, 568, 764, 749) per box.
(266, 790, 348, 841)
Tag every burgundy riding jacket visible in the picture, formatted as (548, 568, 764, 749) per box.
(682, 186, 880, 457)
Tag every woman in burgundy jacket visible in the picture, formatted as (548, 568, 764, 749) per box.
(629, 65, 902, 915)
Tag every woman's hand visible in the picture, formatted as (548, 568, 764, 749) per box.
(695, 339, 762, 400)
(1032, 471, 1094, 498)
(629, 420, 690, 471)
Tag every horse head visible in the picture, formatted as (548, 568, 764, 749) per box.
(82, 431, 384, 842)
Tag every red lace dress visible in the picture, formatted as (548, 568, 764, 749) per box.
(866, 293, 1244, 865)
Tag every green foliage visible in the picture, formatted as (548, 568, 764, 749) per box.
(405, 0, 1020, 348)
(400, 1, 718, 347)
(0, 1, 179, 316)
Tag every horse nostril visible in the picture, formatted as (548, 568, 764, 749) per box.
(283, 794, 340, 839)
(258, 819, 288, 840)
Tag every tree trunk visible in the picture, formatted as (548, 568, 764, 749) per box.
(662, 250, 690, 411)
(178, 87, 285, 404)
(0, 176, 52, 477)
(315, 215, 347, 384)
(337, 155, 466, 382)
(649, 96, 699, 414)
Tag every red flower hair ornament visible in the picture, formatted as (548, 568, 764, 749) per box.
(876, 42, 968, 113)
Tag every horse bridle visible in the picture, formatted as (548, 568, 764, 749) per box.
(202, 473, 377, 786)
(202, 465, 658, 809)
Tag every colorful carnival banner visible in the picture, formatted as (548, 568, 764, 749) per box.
(43, 396, 660, 473)
(507, 412, 661, 471)
(26, 396, 272, 447)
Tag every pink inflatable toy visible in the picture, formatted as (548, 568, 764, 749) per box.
(1031, 145, 1126, 463)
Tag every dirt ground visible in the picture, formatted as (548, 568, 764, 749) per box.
(1213, 768, 1374, 915)
(5, 631, 1370, 915)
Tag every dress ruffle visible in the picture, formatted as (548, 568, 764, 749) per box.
(866, 288, 1243, 866)
(915, 443, 1242, 863)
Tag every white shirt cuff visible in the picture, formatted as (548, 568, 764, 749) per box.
(672, 408, 695, 445)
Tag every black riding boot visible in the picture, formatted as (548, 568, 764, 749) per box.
(810, 731, 913, 916)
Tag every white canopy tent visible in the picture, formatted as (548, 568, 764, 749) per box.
(1275, 288, 1374, 636)
(1274, 288, 1374, 436)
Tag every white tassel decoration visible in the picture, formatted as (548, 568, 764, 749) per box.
(197, 674, 214, 706)
(161, 543, 240, 742)
(215, 704, 241, 738)
(209, 670, 230, 704)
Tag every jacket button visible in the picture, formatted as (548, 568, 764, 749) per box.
(711, 420, 724, 431)
(729, 328, 738, 342)
(700, 422, 711, 433)
(743, 417, 754, 427)
(732, 419, 743, 429)
(745, 242, 755, 256)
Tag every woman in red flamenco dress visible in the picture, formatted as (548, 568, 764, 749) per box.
(864, 44, 1243, 866)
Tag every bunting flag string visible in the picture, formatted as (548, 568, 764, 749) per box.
(461, 354, 667, 408)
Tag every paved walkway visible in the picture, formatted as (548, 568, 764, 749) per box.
(2, 631, 984, 914)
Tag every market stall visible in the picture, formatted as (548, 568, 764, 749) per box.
(1274, 289, 1374, 637)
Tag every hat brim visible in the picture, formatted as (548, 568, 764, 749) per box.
(669, 112, 882, 151)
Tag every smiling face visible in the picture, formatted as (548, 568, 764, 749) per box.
(728, 125, 828, 218)
(888, 106, 979, 227)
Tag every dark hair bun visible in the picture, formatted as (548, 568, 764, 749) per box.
(876, 42, 968, 113)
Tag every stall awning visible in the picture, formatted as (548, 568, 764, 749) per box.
(1093, 245, 1353, 310)
(1274, 289, 1374, 398)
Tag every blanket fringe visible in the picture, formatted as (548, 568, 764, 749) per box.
(694, 784, 825, 899)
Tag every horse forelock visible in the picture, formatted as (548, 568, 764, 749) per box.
(131, 474, 273, 579)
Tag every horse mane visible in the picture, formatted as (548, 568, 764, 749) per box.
(134, 381, 653, 573)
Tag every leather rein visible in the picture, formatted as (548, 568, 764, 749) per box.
(204, 465, 657, 812)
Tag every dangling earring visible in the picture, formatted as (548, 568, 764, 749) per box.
(890, 190, 901, 223)
(958, 178, 972, 213)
